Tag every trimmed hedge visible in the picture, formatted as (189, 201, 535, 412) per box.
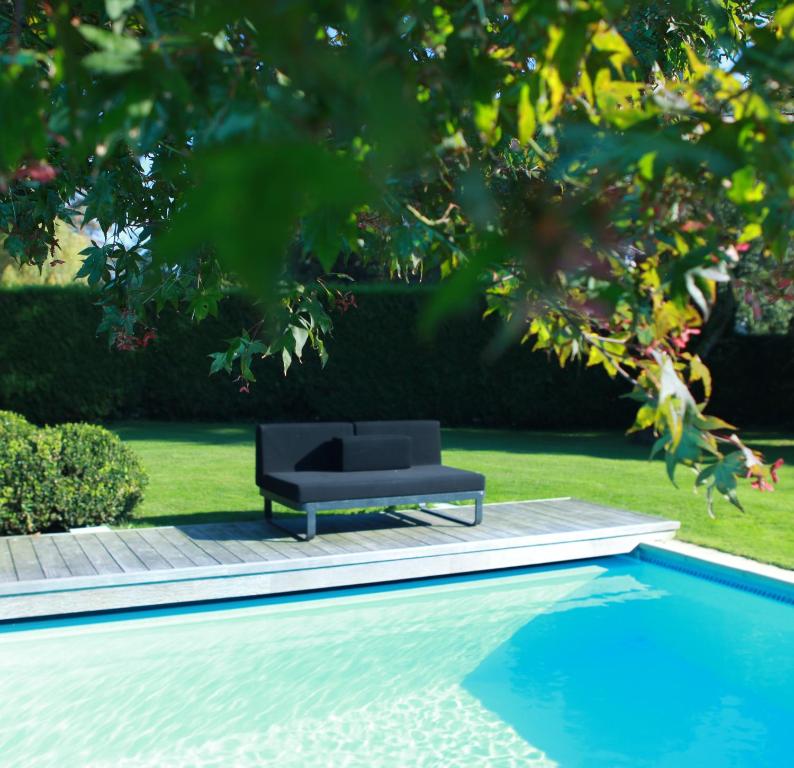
(0, 286, 791, 428)
(0, 411, 147, 534)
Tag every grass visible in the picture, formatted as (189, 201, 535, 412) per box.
(111, 422, 794, 570)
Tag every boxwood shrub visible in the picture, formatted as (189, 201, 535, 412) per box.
(0, 412, 147, 535)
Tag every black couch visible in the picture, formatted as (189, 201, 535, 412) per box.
(255, 420, 485, 540)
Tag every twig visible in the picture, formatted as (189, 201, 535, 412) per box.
(406, 202, 458, 226)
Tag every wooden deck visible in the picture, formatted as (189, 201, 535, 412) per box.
(0, 498, 679, 621)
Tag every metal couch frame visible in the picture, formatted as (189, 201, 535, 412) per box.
(261, 489, 485, 541)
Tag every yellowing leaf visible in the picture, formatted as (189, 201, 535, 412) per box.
(638, 151, 657, 181)
(727, 166, 766, 204)
(591, 25, 634, 75)
(628, 403, 656, 433)
(517, 84, 536, 144)
(775, 4, 794, 38)
(739, 222, 762, 242)
(593, 68, 648, 128)
(538, 66, 565, 122)
(685, 45, 710, 79)
(587, 344, 617, 376)
(688, 355, 712, 401)
(474, 99, 501, 145)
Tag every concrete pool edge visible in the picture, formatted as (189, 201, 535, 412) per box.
(636, 540, 794, 604)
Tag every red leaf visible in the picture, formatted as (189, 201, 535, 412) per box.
(13, 162, 58, 183)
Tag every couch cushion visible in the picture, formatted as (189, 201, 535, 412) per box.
(353, 420, 441, 465)
(259, 465, 485, 504)
(335, 435, 412, 472)
(256, 422, 353, 477)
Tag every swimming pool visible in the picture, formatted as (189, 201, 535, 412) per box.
(0, 554, 791, 767)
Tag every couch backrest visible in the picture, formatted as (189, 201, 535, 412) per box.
(353, 420, 441, 465)
(256, 422, 353, 475)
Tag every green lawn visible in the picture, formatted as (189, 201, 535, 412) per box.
(112, 422, 794, 570)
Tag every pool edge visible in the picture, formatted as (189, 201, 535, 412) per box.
(636, 540, 794, 605)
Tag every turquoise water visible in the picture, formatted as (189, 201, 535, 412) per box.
(0, 557, 791, 767)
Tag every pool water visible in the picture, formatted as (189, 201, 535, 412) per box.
(0, 556, 791, 767)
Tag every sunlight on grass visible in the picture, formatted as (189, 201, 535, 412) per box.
(112, 422, 794, 569)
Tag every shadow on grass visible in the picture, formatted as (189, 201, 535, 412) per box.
(441, 429, 652, 460)
(110, 421, 257, 446)
(113, 421, 653, 459)
(443, 429, 794, 464)
(111, 421, 794, 467)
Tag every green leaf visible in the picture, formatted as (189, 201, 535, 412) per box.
(302, 208, 356, 272)
(153, 142, 369, 298)
(75, 246, 109, 286)
(78, 25, 141, 55)
(291, 325, 309, 360)
(105, 0, 136, 20)
(79, 25, 142, 74)
(665, 448, 678, 486)
(208, 351, 232, 375)
(550, 18, 589, 85)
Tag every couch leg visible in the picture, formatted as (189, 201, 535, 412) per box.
(474, 495, 483, 526)
(264, 497, 273, 520)
(306, 509, 317, 541)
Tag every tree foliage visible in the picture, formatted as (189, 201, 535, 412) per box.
(1, 0, 792, 511)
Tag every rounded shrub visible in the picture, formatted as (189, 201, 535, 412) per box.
(0, 410, 35, 435)
(0, 414, 147, 535)
(0, 410, 38, 533)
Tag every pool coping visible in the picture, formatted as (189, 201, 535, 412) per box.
(636, 540, 794, 604)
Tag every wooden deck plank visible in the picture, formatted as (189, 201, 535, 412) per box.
(174, 527, 244, 565)
(396, 509, 507, 542)
(137, 528, 198, 569)
(188, 525, 268, 564)
(519, 502, 606, 531)
(223, 523, 293, 561)
(75, 534, 124, 575)
(378, 516, 475, 547)
(468, 506, 544, 536)
(297, 532, 359, 557)
(557, 498, 655, 524)
(540, 500, 649, 529)
(278, 533, 357, 558)
(262, 520, 364, 557)
(356, 512, 472, 548)
(245, 532, 318, 560)
(272, 517, 365, 555)
(317, 515, 426, 551)
(52, 536, 97, 577)
(480, 504, 569, 534)
(157, 527, 221, 567)
(7, 537, 43, 581)
(0, 498, 681, 620)
(30, 537, 72, 579)
(93, 532, 149, 573)
(345, 524, 429, 551)
(0, 539, 17, 582)
(113, 531, 173, 571)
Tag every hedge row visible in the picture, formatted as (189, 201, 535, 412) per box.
(1, 286, 792, 428)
